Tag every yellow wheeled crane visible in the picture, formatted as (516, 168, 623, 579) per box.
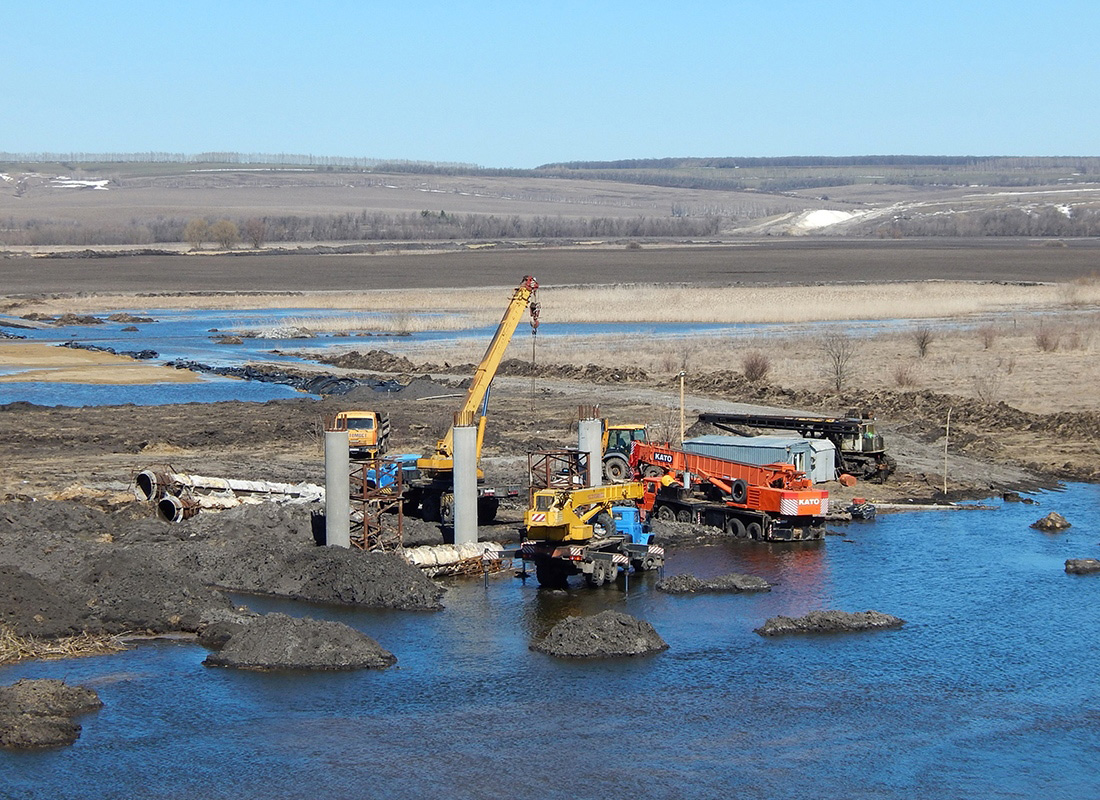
(521, 481, 665, 587)
(406, 275, 541, 523)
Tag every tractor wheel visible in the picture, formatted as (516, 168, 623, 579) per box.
(642, 464, 664, 479)
(603, 455, 631, 483)
(655, 504, 675, 522)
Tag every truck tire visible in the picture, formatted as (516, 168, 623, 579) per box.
(439, 493, 455, 526)
(730, 479, 748, 504)
(676, 509, 692, 523)
(603, 455, 631, 483)
(725, 516, 747, 538)
(655, 504, 675, 522)
(477, 495, 499, 523)
(535, 559, 569, 589)
(592, 511, 616, 538)
(746, 521, 763, 540)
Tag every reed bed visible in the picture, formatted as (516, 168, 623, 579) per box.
(16, 279, 1100, 325)
(0, 624, 131, 665)
(372, 309, 1100, 414)
(279, 312, 486, 333)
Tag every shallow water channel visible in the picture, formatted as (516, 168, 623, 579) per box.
(2, 307, 1000, 406)
(3, 484, 1099, 799)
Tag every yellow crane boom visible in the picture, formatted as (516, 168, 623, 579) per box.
(417, 275, 540, 473)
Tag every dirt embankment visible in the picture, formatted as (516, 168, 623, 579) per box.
(0, 501, 444, 644)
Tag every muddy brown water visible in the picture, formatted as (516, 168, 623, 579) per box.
(2, 483, 1099, 799)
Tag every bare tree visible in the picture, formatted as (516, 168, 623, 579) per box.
(183, 218, 208, 250)
(209, 219, 239, 250)
(912, 325, 935, 357)
(244, 217, 267, 249)
(821, 331, 858, 391)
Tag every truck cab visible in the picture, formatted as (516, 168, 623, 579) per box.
(333, 410, 390, 460)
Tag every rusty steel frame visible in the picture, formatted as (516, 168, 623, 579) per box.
(528, 449, 588, 504)
(349, 458, 405, 552)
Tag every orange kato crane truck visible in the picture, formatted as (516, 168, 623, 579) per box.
(628, 441, 829, 541)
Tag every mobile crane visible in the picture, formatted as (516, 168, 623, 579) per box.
(521, 481, 665, 587)
(402, 275, 541, 524)
(628, 441, 829, 541)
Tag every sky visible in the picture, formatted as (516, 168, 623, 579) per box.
(4, 1, 1099, 167)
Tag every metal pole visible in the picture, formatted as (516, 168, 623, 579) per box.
(324, 429, 351, 548)
(679, 371, 686, 446)
(453, 413, 479, 546)
(943, 407, 951, 496)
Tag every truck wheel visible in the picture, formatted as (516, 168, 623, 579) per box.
(422, 493, 441, 522)
(729, 479, 748, 504)
(603, 455, 630, 483)
(655, 504, 675, 522)
(746, 521, 763, 540)
(725, 517, 747, 538)
(535, 559, 569, 588)
(586, 560, 607, 586)
(477, 496, 499, 523)
(676, 509, 692, 523)
(440, 493, 455, 526)
(592, 511, 616, 538)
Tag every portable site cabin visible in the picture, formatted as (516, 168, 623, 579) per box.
(683, 435, 837, 484)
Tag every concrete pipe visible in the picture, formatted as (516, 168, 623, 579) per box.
(134, 469, 172, 502)
(156, 494, 201, 523)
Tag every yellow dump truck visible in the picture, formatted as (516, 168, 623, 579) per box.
(332, 410, 390, 460)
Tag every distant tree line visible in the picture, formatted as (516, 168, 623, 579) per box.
(0, 210, 721, 247)
(872, 206, 1100, 238)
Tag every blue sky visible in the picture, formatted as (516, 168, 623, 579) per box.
(5, 1, 1098, 167)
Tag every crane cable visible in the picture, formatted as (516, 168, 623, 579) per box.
(529, 289, 540, 413)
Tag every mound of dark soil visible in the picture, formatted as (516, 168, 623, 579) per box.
(0, 567, 89, 637)
(325, 349, 417, 373)
(755, 610, 905, 636)
(0, 679, 102, 749)
(1065, 559, 1100, 575)
(532, 610, 668, 659)
(203, 613, 396, 671)
(76, 549, 234, 634)
(1032, 512, 1071, 532)
(656, 573, 771, 594)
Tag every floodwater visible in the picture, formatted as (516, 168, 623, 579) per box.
(3, 484, 1099, 799)
(1, 306, 1054, 407)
